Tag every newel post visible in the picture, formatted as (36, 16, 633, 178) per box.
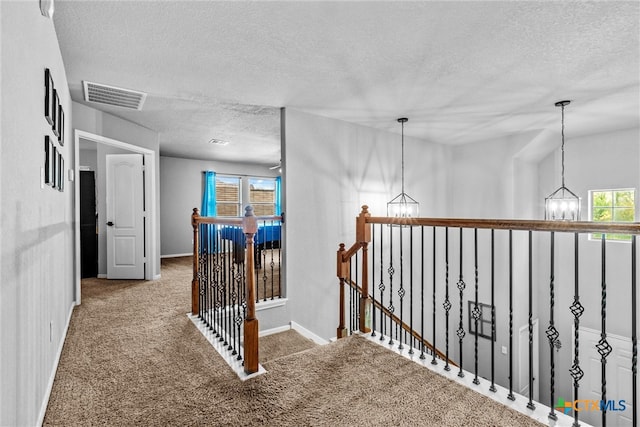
(337, 243, 349, 338)
(242, 205, 259, 374)
(191, 208, 200, 316)
(357, 205, 372, 333)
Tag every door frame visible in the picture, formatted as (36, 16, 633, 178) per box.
(74, 130, 158, 304)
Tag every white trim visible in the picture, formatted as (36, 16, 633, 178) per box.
(37, 303, 75, 427)
(187, 314, 266, 380)
(74, 129, 158, 304)
(161, 253, 192, 259)
(153, 274, 162, 280)
(259, 325, 291, 337)
(97, 274, 107, 279)
(256, 297, 287, 312)
(290, 321, 329, 345)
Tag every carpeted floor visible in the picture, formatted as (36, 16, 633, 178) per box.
(44, 258, 542, 426)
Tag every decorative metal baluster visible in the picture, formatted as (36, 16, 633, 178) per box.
(409, 227, 414, 355)
(207, 226, 213, 330)
(349, 256, 354, 334)
(399, 227, 405, 350)
(547, 232, 558, 420)
(372, 222, 377, 338)
(632, 235, 637, 427)
(230, 264, 240, 354)
(238, 258, 246, 361)
(355, 251, 360, 332)
(444, 227, 451, 371)
(570, 233, 584, 427)
(508, 230, 515, 401)
(198, 224, 205, 322)
(270, 223, 275, 300)
(379, 224, 386, 341)
(432, 226, 437, 365)
(277, 222, 282, 298)
(527, 230, 535, 410)
(420, 226, 425, 359)
(388, 225, 395, 346)
(489, 229, 496, 392)
(472, 228, 480, 385)
(457, 228, 466, 378)
(263, 227, 268, 302)
(598, 234, 612, 427)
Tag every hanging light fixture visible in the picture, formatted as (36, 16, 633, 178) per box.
(387, 118, 419, 218)
(545, 100, 581, 221)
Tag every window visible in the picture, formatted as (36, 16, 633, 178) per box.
(216, 176, 241, 217)
(590, 188, 636, 241)
(249, 178, 276, 216)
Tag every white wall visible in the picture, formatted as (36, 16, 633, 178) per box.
(159, 156, 279, 257)
(0, 3, 75, 425)
(72, 101, 161, 277)
(283, 108, 448, 340)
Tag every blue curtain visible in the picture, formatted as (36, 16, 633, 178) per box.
(201, 171, 217, 253)
(275, 176, 282, 216)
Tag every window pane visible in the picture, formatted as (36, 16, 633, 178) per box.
(593, 207, 612, 222)
(249, 178, 275, 203)
(592, 191, 612, 207)
(253, 204, 275, 216)
(217, 204, 239, 217)
(615, 191, 635, 208)
(614, 207, 635, 222)
(216, 177, 240, 203)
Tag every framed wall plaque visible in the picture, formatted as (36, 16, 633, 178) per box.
(44, 69, 55, 126)
(52, 89, 60, 138)
(44, 136, 52, 185)
(57, 105, 64, 145)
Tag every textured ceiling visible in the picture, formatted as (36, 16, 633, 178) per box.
(53, 1, 639, 165)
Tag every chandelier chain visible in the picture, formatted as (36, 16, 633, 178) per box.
(561, 103, 565, 188)
(401, 119, 405, 194)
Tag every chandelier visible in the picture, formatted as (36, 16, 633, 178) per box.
(387, 118, 419, 218)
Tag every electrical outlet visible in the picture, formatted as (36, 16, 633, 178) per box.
(501, 345, 507, 355)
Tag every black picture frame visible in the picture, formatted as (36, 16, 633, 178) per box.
(44, 69, 55, 126)
(58, 154, 64, 192)
(468, 301, 496, 341)
(52, 90, 60, 138)
(52, 146, 58, 189)
(44, 136, 52, 185)
(57, 105, 64, 145)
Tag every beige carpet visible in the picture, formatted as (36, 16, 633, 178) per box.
(44, 258, 542, 426)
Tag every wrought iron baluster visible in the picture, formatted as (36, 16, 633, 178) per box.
(632, 235, 638, 427)
(457, 227, 466, 378)
(443, 227, 451, 371)
(420, 226, 425, 359)
(355, 251, 360, 332)
(431, 226, 437, 365)
(388, 225, 395, 346)
(409, 227, 414, 355)
(547, 232, 558, 420)
(278, 222, 282, 298)
(472, 228, 480, 385)
(379, 224, 386, 341)
(270, 222, 275, 300)
(598, 234, 611, 427)
(399, 227, 405, 350)
(489, 229, 496, 392)
(508, 230, 515, 401)
(570, 233, 584, 427)
(527, 230, 535, 410)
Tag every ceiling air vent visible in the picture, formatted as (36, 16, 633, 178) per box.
(83, 81, 147, 110)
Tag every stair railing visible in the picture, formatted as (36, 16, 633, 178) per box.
(338, 205, 639, 427)
(191, 206, 283, 375)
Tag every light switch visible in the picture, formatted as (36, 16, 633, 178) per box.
(501, 346, 507, 355)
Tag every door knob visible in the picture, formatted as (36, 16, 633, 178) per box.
(106, 221, 114, 226)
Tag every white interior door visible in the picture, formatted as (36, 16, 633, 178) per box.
(518, 318, 539, 402)
(106, 154, 144, 279)
(579, 327, 633, 427)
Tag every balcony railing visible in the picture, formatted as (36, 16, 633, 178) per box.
(338, 206, 638, 427)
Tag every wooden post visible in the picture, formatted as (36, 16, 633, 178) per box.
(191, 208, 199, 315)
(357, 206, 372, 333)
(242, 206, 259, 374)
(337, 243, 349, 338)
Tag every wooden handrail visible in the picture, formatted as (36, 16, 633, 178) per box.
(347, 279, 457, 368)
(193, 214, 283, 226)
(366, 215, 640, 234)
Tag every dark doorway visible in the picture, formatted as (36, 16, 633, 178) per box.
(80, 170, 98, 278)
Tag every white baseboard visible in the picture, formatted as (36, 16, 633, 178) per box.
(153, 274, 161, 280)
(161, 253, 192, 258)
(259, 325, 291, 337)
(290, 321, 329, 345)
(37, 302, 75, 426)
(97, 274, 107, 279)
